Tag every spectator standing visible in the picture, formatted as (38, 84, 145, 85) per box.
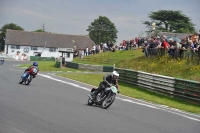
(148, 39, 158, 56)
(126, 40, 129, 50)
(168, 38, 174, 46)
(92, 45, 96, 54)
(84, 48, 86, 56)
(129, 39, 132, 50)
(161, 39, 170, 50)
(103, 43, 108, 52)
(86, 47, 88, 56)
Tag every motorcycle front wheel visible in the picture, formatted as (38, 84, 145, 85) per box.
(102, 94, 116, 109)
(87, 98, 94, 105)
(19, 78, 24, 84)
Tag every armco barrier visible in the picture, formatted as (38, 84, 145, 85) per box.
(174, 78, 200, 103)
(137, 71, 175, 96)
(65, 62, 113, 72)
(103, 66, 114, 72)
(65, 62, 79, 69)
(116, 68, 138, 85)
(55, 61, 61, 68)
(30, 56, 55, 61)
(115, 68, 200, 103)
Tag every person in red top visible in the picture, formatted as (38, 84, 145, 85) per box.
(161, 39, 170, 50)
(122, 40, 126, 45)
(135, 37, 138, 44)
(132, 38, 135, 44)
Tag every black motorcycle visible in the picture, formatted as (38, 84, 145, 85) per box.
(87, 84, 118, 109)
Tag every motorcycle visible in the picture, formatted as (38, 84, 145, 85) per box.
(1, 58, 4, 65)
(19, 67, 37, 85)
(87, 83, 118, 109)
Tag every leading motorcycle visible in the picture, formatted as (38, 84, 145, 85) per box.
(1, 58, 4, 65)
(19, 67, 37, 85)
(87, 84, 118, 109)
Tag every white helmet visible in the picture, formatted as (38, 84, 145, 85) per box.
(112, 71, 119, 78)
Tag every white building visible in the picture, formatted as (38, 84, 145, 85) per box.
(5, 30, 95, 61)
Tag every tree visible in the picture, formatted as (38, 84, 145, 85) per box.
(34, 29, 44, 32)
(86, 16, 118, 44)
(0, 23, 24, 51)
(34, 23, 47, 32)
(143, 10, 195, 34)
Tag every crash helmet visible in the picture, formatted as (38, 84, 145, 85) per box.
(33, 62, 38, 67)
(112, 70, 119, 79)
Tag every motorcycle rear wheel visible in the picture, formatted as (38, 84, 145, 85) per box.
(25, 75, 33, 85)
(102, 94, 116, 109)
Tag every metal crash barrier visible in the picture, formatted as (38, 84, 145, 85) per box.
(115, 68, 200, 104)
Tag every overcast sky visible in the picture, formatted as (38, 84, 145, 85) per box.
(0, 0, 199, 45)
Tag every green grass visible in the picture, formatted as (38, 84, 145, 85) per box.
(58, 73, 200, 114)
(73, 49, 144, 66)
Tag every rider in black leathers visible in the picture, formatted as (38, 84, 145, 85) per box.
(89, 71, 120, 100)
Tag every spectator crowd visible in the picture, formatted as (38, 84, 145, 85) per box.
(73, 30, 200, 59)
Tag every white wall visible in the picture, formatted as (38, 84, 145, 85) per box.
(5, 45, 73, 61)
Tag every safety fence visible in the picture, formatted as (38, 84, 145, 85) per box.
(78, 57, 118, 65)
(144, 48, 200, 62)
(55, 61, 61, 68)
(65, 61, 114, 72)
(30, 56, 55, 61)
(115, 68, 200, 104)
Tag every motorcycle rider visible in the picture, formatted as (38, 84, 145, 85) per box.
(88, 70, 120, 100)
(24, 62, 39, 78)
(1, 57, 4, 65)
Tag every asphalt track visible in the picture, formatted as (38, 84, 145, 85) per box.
(0, 60, 200, 133)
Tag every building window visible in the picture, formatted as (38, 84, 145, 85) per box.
(10, 45, 20, 49)
(49, 48, 56, 52)
(31, 47, 38, 51)
(16, 45, 20, 49)
(11, 45, 16, 49)
(67, 53, 70, 58)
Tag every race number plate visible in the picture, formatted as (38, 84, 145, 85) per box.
(111, 86, 118, 93)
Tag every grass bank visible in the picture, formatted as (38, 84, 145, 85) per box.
(74, 49, 200, 81)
